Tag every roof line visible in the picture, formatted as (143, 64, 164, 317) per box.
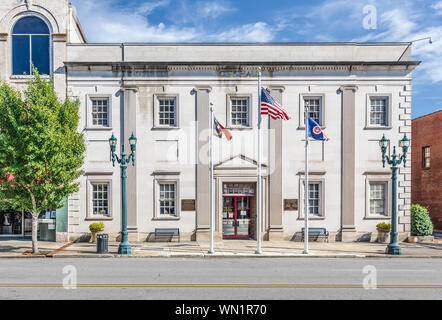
(413, 109, 442, 121)
(64, 61, 421, 66)
(66, 41, 412, 47)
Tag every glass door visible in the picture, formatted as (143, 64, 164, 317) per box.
(222, 196, 252, 239)
(222, 197, 235, 237)
(236, 197, 251, 237)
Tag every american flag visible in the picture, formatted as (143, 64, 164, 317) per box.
(260, 88, 291, 120)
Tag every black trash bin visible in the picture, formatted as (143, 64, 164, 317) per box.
(97, 233, 108, 254)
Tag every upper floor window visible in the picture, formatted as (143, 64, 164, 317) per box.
(423, 146, 430, 168)
(230, 97, 250, 127)
(12, 16, 50, 76)
(304, 97, 322, 125)
(158, 97, 177, 127)
(154, 94, 179, 128)
(369, 97, 388, 126)
(91, 98, 109, 127)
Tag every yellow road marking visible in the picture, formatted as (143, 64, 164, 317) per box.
(0, 284, 441, 289)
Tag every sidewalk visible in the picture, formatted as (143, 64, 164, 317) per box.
(1, 239, 441, 258)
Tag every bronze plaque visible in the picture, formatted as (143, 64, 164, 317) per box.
(181, 199, 196, 211)
(284, 199, 298, 211)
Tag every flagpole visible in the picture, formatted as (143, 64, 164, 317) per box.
(209, 103, 215, 254)
(256, 67, 263, 254)
(304, 103, 309, 254)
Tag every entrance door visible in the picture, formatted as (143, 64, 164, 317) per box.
(222, 196, 252, 239)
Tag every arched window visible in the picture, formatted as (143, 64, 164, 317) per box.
(12, 16, 50, 75)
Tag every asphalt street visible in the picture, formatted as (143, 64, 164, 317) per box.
(0, 258, 441, 300)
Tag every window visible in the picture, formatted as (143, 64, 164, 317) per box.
(304, 97, 322, 125)
(369, 182, 387, 216)
(158, 97, 177, 127)
(91, 183, 110, 216)
(230, 97, 250, 127)
(159, 183, 176, 216)
(299, 94, 325, 128)
(423, 147, 430, 168)
(12, 16, 50, 75)
(299, 178, 325, 219)
(308, 183, 321, 216)
(91, 98, 109, 127)
(369, 97, 388, 126)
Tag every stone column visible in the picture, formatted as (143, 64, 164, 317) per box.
(122, 87, 138, 241)
(195, 86, 212, 240)
(266, 86, 284, 240)
(339, 85, 358, 241)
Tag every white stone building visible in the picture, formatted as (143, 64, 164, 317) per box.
(0, 0, 418, 242)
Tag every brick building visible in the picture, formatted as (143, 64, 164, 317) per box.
(411, 110, 442, 231)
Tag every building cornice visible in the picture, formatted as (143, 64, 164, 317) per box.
(64, 61, 420, 67)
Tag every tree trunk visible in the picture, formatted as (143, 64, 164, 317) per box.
(31, 212, 39, 254)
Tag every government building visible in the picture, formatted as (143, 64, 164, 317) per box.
(0, 0, 418, 242)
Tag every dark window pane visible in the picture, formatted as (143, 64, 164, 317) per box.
(12, 35, 30, 75)
(13, 16, 49, 34)
(31, 36, 50, 75)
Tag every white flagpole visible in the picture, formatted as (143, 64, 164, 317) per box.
(304, 103, 309, 254)
(209, 103, 215, 254)
(256, 67, 263, 254)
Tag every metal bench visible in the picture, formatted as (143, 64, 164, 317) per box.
(154, 228, 180, 242)
(301, 228, 329, 242)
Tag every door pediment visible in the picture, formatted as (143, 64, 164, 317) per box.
(214, 154, 267, 171)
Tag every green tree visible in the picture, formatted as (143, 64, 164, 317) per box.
(0, 71, 85, 253)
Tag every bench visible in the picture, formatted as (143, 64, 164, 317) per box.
(155, 228, 180, 242)
(301, 228, 329, 242)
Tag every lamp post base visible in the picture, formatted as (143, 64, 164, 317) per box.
(386, 244, 401, 255)
(118, 243, 132, 255)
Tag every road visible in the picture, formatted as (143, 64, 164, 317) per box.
(0, 258, 441, 300)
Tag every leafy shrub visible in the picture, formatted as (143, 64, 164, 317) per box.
(411, 204, 433, 236)
(376, 222, 391, 231)
(89, 222, 105, 232)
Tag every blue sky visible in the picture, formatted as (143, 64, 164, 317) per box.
(70, 0, 442, 119)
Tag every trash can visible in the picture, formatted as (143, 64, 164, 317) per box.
(97, 233, 108, 254)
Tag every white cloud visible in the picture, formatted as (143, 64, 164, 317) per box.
(350, 4, 441, 83)
(431, 1, 442, 14)
(215, 22, 275, 42)
(198, 2, 235, 18)
(71, 0, 199, 42)
(71, 0, 277, 43)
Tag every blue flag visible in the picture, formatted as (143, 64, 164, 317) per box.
(307, 118, 329, 141)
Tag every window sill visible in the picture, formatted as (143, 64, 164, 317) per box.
(10, 75, 51, 80)
(85, 217, 113, 221)
(364, 126, 392, 130)
(227, 126, 253, 130)
(298, 126, 326, 130)
(84, 127, 113, 131)
(152, 216, 181, 221)
(364, 216, 391, 220)
(298, 216, 325, 220)
(152, 127, 180, 130)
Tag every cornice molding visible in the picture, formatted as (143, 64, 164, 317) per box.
(338, 85, 359, 93)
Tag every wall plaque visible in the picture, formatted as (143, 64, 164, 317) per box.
(181, 199, 196, 211)
(284, 199, 298, 211)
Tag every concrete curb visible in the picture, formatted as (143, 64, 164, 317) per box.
(1, 253, 441, 259)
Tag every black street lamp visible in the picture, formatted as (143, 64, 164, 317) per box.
(109, 132, 137, 255)
(379, 134, 410, 255)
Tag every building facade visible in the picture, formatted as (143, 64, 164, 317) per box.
(0, 0, 418, 242)
(411, 110, 442, 231)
